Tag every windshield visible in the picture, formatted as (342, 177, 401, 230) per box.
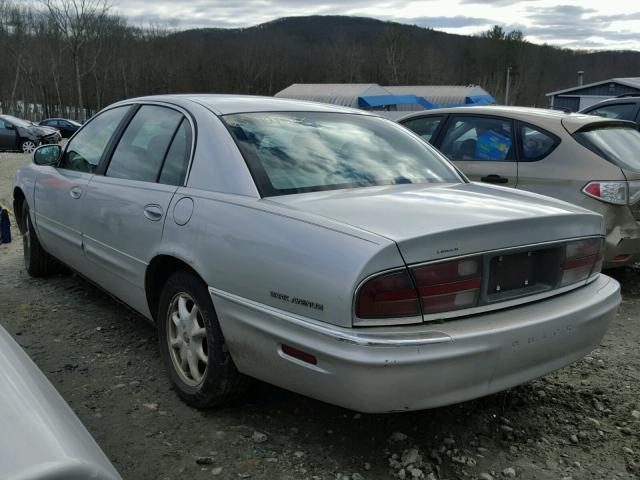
(223, 112, 463, 196)
(574, 126, 640, 172)
(2, 115, 31, 128)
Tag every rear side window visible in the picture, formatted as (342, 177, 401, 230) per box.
(158, 119, 192, 186)
(106, 105, 183, 182)
(518, 124, 559, 161)
(587, 103, 637, 121)
(60, 106, 130, 173)
(440, 116, 514, 162)
(574, 126, 640, 171)
(401, 116, 443, 143)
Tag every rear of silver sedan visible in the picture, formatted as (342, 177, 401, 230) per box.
(213, 272, 618, 412)
(210, 226, 619, 413)
(210, 106, 620, 413)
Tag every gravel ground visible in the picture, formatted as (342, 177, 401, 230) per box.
(1, 152, 639, 480)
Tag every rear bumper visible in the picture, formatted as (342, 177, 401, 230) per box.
(604, 223, 640, 267)
(211, 274, 620, 413)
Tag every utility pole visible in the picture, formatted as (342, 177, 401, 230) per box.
(505, 66, 512, 105)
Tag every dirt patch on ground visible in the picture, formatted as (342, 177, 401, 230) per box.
(1, 153, 638, 479)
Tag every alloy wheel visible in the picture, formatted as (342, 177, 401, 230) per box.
(166, 293, 209, 386)
(21, 141, 36, 154)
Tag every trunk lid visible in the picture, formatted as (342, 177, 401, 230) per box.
(268, 183, 604, 264)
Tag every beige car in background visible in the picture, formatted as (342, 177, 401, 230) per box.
(397, 106, 640, 268)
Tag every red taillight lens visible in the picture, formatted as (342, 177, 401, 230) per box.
(356, 270, 420, 318)
(561, 238, 603, 286)
(582, 181, 627, 205)
(411, 257, 482, 314)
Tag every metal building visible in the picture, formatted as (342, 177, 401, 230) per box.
(546, 77, 640, 112)
(385, 85, 496, 110)
(275, 83, 442, 111)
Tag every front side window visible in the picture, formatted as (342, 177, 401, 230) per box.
(223, 112, 462, 196)
(106, 105, 183, 182)
(440, 116, 514, 162)
(401, 116, 443, 143)
(587, 103, 636, 121)
(519, 124, 559, 161)
(60, 106, 130, 173)
(574, 126, 640, 171)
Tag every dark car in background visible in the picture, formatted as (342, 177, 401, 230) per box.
(39, 117, 82, 138)
(0, 114, 61, 153)
(580, 95, 640, 126)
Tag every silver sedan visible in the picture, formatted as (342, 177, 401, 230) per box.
(13, 95, 620, 413)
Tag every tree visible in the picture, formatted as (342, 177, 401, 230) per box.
(40, 0, 111, 119)
(480, 25, 524, 43)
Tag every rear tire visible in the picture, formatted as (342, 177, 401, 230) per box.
(22, 203, 59, 277)
(157, 270, 251, 408)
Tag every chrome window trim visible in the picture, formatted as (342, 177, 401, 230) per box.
(352, 235, 604, 327)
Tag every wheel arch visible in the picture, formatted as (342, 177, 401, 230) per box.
(13, 186, 26, 233)
(145, 254, 208, 323)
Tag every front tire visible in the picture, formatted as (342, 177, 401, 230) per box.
(20, 139, 37, 154)
(158, 270, 251, 408)
(22, 203, 58, 277)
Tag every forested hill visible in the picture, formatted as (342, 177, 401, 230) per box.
(161, 15, 640, 106)
(3, 10, 640, 118)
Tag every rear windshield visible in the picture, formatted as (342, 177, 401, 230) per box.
(223, 112, 463, 196)
(574, 126, 640, 171)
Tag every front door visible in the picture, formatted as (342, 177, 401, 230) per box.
(81, 104, 192, 317)
(33, 105, 132, 272)
(436, 115, 518, 186)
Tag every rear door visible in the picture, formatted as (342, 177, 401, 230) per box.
(33, 105, 131, 272)
(0, 118, 17, 149)
(434, 115, 517, 186)
(81, 104, 193, 317)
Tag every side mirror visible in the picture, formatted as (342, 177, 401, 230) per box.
(5, 123, 14, 130)
(33, 144, 61, 166)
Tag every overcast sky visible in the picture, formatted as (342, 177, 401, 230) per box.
(111, 0, 640, 51)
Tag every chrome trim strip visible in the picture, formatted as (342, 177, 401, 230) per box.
(208, 286, 452, 347)
(353, 235, 604, 327)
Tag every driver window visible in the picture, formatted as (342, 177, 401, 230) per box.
(440, 116, 515, 162)
(60, 106, 130, 173)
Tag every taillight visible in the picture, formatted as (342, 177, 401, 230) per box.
(356, 270, 420, 318)
(582, 181, 627, 205)
(561, 238, 603, 287)
(411, 257, 482, 314)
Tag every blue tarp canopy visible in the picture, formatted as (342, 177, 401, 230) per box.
(465, 95, 496, 105)
(358, 95, 439, 109)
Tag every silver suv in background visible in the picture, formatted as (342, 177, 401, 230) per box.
(397, 106, 640, 268)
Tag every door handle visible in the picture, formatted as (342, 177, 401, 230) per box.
(143, 204, 163, 221)
(480, 174, 509, 184)
(69, 186, 83, 199)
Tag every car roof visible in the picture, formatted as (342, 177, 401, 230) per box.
(581, 96, 640, 111)
(396, 105, 631, 134)
(118, 94, 372, 116)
